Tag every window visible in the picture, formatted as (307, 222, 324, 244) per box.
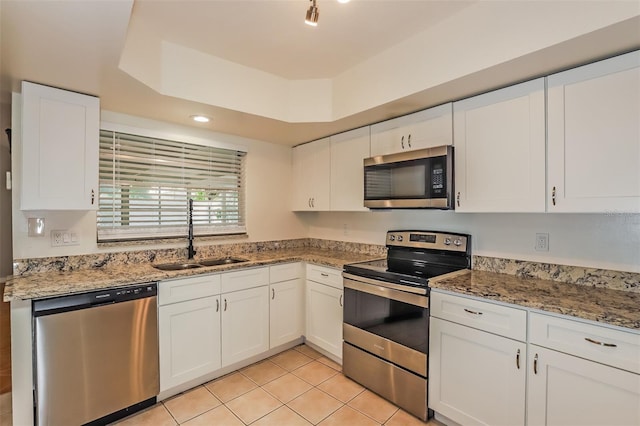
(98, 130, 246, 242)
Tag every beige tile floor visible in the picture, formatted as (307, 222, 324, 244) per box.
(115, 344, 440, 426)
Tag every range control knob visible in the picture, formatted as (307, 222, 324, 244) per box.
(389, 235, 396, 242)
(397, 235, 404, 242)
(453, 238, 462, 247)
(444, 238, 452, 245)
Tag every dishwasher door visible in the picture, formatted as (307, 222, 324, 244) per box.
(34, 285, 159, 426)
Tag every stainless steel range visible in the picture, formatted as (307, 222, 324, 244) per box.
(342, 230, 471, 421)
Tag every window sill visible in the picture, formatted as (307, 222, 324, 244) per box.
(97, 233, 249, 249)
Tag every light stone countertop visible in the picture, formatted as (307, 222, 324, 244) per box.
(4, 248, 382, 302)
(430, 269, 640, 330)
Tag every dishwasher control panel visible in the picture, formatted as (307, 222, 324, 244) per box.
(33, 282, 157, 317)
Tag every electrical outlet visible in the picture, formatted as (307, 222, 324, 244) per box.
(535, 233, 549, 252)
(51, 230, 64, 247)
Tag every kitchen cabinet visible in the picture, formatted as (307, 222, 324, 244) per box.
(220, 267, 270, 367)
(20, 81, 100, 210)
(305, 264, 343, 360)
(453, 78, 546, 212)
(292, 137, 330, 211)
(269, 263, 304, 348)
(330, 127, 370, 211)
(547, 50, 640, 213)
(429, 291, 527, 425)
(159, 275, 222, 392)
(370, 103, 452, 157)
(527, 312, 640, 426)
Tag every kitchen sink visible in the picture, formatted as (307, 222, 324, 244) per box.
(197, 257, 249, 267)
(153, 257, 249, 270)
(153, 262, 203, 271)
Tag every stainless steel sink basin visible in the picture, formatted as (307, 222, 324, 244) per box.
(198, 257, 249, 267)
(153, 257, 249, 270)
(153, 262, 203, 271)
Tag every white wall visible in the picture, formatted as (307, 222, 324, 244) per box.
(11, 108, 308, 259)
(302, 211, 640, 273)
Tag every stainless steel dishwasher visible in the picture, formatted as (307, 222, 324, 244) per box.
(33, 283, 159, 426)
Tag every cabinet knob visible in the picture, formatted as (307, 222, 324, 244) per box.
(401, 135, 405, 149)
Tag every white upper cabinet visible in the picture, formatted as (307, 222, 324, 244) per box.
(547, 51, 640, 213)
(20, 81, 100, 210)
(370, 103, 453, 157)
(453, 78, 546, 212)
(330, 127, 370, 211)
(292, 137, 331, 211)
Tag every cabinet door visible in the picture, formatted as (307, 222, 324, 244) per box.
(292, 138, 330, 211)
(429, 317, 526, 426)
(330, 127, 370, 211)
(370, 104, 452, 156)
(454, 79, 546, 212)
(221, 286, 269, 367)
(305, 280, 343, 359)
(270, 278, 304, 348)
(547, 51, 640, 213)
(159, 296, 221, 391)
(527, 345, 640, 426)
(21, 81, 99, 210)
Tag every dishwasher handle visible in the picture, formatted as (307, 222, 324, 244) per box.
(33, 282, 158, 317)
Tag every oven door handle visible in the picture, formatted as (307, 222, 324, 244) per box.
(343, 273, 427, 295)
(343, 275, 429, 308)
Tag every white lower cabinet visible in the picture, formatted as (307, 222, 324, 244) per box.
(305, 264, 343, 360)
(527, 345, 640, 426)
(429, 294, 527, 426)
(430, 291, 640, 426)
(158, 275, 222, 392)
(269, 263, 304, 348)
(221, 285, 270, 367)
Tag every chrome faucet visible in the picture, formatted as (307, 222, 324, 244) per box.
(187, 198, 196, 259)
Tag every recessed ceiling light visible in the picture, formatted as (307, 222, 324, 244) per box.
(190, 115, 210, 123)
(337, 0, 350, 3)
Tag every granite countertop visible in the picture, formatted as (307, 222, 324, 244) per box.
(4, 248, 381, 302)
(430, 269, 640, 330)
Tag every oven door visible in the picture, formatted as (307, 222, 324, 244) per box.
(343, 273, 429, 376)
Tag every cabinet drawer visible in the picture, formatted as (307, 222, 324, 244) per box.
(430, 291, 527, 341)
(159, 274, 221, 306)
(270, 262, 303, 283)
(306, 264, 342, 289)
(530, 312, 640, 374)
(221, 267, 269, 293)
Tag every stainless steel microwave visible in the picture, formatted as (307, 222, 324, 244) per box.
(363, 145, 454, 209)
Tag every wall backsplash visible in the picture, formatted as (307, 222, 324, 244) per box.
(13, 238, 640, 294)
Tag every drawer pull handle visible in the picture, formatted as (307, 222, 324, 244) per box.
(464, 308, 483, 315)
(516, 349, 520, 369)
(321, 273, 329, 277)
(585, 337, 617, 348)
(533, 353, 538, 375)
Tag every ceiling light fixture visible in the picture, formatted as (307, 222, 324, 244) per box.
(337, 0, 350, 3)
(190, 115, 210, 123)
(305, 0, 319, 26)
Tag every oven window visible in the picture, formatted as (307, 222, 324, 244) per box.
(343, 288, 428, 354)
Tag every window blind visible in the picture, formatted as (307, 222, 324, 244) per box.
(98, 130, 246, 241)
